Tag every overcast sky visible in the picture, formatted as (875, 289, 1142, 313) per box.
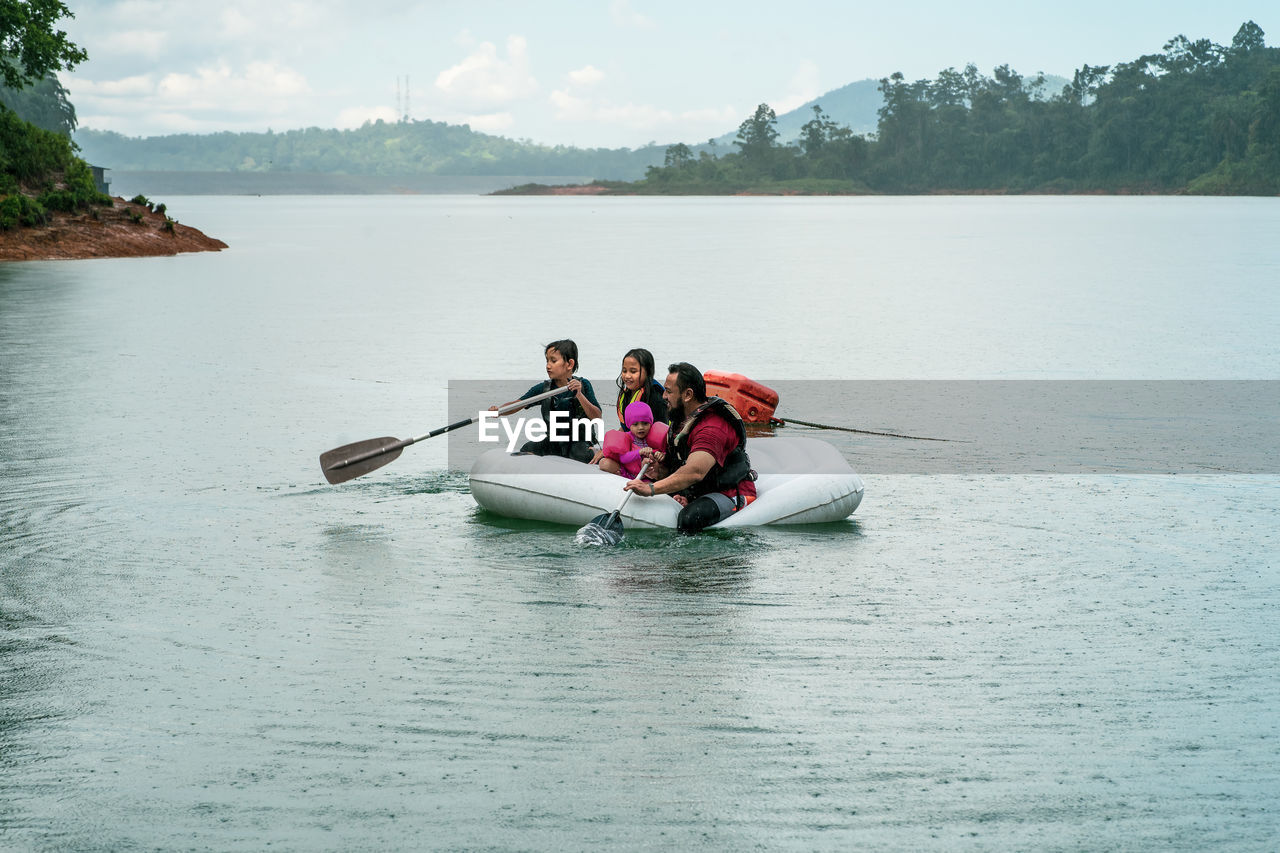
(63, 1, 1274, 148)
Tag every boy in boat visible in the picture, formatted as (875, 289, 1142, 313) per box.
(491, 339, 602, 463)
(623, 362, 756, 533)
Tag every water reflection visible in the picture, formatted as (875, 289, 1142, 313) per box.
(601, 532, 760, 595)
(608, 552, 755, 595)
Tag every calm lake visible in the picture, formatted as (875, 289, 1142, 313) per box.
(2, 195, 1278, 851)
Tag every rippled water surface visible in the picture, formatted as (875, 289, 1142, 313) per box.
(2, 196, 1278, 850)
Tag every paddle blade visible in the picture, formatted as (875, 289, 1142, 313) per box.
(320, 436, 405, 484)
(574, 511, 624, 546)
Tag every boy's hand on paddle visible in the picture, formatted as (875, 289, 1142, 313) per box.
(623, 479, 647, 494)
(567, 379, 583, 394)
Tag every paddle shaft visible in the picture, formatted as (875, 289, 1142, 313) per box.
(322, 382, 575, 479)
(600, 461, 651, 527)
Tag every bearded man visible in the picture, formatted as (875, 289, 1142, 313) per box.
(623, 362, 756, 533)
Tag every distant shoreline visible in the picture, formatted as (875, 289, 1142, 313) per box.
(86, 172, 1271, 199)
(101, 171, 595, 198)
(492, 181, 1186, 197)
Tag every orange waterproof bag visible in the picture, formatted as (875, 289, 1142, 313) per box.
(703, 371, 779, 423)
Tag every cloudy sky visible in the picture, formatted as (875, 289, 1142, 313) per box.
(63, 1, 1273, 148)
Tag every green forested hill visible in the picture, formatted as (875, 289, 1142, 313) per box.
(74, 120, 667, 181)
(635, 22, 1280, 196)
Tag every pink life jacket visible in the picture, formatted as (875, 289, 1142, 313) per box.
(601, 421, 668, 479)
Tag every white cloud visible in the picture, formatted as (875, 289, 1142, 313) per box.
(143, 111, 232, 133)
(566, 65, 605, 88)
(434, 35, 537, 106)
(611, 0, 656, 30)
(601, 103, 738, 131)
(95, 29, 168, 60)
(244, 62, 310, 95)
(458, 112, 515, 133)
(155, 62, 309, 107)
(69, 60, 313, 135)
(71, 74, 156, 97)
(220, 8, 257, 39)
(549, 89, 591, 120)
(77, 110, 254, 135)
(770, 60, 822, 114)
(427, 111, 515, 134)
(549, 87, 736, 138)
(598, 103, 674, 128)
(336, 105, 398, 128)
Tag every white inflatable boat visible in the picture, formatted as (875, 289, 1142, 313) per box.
(469, 436, 864, 529)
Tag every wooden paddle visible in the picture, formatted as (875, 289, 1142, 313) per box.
(575, 462, 651, 546)
(320, 384, 573, 484)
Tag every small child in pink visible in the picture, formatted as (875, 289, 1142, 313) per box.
(600, 401, 668, 480)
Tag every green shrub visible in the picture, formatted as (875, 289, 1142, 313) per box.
(129, 194, 151, 209)
(36, 161, 115, 212)
(0, 194, 18, 229)
(36, 187, 77, 211)
(0, 108, 75, 181)
(0, 110, 115, 229)
(0, 194, 49, 230)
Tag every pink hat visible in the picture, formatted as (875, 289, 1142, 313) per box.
(624, 401, 654, 427)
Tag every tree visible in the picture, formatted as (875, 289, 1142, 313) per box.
(1161, 35, 1223, 73)
(1230, 21, 1266, 54)
(0, 0, 87, 90)
(734, 103, 779, 158)
(799, 105, 839, 156)
(663, 142, 692, 168)
(1064, 64, 1110, 106)
(0, 70, 75, 134)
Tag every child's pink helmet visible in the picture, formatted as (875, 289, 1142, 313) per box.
(624, 401, 654, 427)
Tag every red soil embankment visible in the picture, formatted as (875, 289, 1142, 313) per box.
(0, 197, 227, 261)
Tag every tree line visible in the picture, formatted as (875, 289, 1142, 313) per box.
(74, 120, 666, 180)
(638, 22, 1279, 195)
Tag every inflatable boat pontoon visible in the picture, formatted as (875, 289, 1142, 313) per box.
(469, 436, 863, 529)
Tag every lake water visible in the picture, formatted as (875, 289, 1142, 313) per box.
(2, 195, 1278, 851)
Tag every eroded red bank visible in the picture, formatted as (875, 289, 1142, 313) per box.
(0, 198, 227, 261)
